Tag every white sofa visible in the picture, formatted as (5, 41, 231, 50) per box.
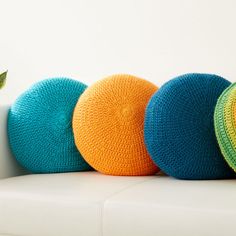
(1, 105, 236, 236)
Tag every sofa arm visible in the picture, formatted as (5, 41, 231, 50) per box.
(0, 104, 28, 179)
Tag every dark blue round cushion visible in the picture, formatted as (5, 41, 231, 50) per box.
(144, 73, 235, 180)
(8, 78, 92, 173)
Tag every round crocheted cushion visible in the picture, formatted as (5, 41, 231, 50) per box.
(214, 83, 236, 172)
(8, 78, 92, 173)
(73, 74, 159, 176)
(144, 73, 235, 180)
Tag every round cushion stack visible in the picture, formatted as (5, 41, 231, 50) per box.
(8, 78, 91, 173)
(144, 73, 235, 180)
(214, 83, 236, 172)
(73, 74, 159, 176)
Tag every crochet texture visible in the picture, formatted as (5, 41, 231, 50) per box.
(144, 73, 235, 180)
(214, 83, 236, 173)
(73, 74, 159, 176)
(8, 78, 91, 173)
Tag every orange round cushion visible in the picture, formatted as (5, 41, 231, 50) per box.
(72, 74, 159, 176)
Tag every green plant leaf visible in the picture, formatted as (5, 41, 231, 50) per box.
(0, 71, 7, 89)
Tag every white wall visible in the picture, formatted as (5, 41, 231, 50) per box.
(0, 0, 236, 103)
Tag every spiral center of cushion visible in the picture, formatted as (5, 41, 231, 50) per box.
(120, 105, 134, 119)
(47, 108, 72, 143)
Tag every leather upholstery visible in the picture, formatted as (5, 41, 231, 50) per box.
(0, 172, 153, 236)
(104, 176, 236, 236)
(1, 172, 236, 236)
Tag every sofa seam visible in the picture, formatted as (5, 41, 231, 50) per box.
(99, 177, 157, 236)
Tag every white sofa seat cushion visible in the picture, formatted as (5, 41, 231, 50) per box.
(104, 176, 236, 236)
(0, 172, 154, 236)
(1, 172, 236, 236)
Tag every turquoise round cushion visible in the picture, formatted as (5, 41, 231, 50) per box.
(8, 78, 92, 173)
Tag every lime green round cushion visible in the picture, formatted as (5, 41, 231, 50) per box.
(214, 83, 236, 172)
